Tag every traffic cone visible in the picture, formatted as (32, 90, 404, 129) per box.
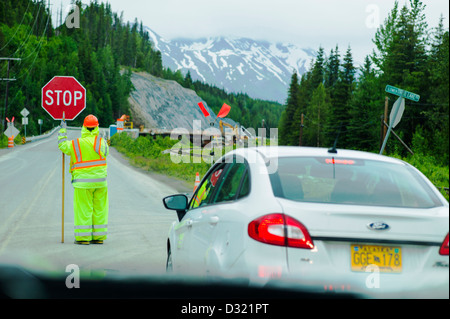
(193, 172, 200, 192)
(8, 136, 14, 149)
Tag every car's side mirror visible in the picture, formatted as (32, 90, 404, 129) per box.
(163, 194, 188, 210)
(163, 194, 189, 220)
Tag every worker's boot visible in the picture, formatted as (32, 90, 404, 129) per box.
(74, 240, 90, 245)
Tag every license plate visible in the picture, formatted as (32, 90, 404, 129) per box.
(351, 244, 402, 273)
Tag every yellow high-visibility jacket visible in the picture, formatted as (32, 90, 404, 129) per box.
(58, 126, 108, 188)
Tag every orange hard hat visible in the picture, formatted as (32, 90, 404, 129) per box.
(83, 114, 99, 127)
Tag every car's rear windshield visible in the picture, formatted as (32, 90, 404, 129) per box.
(268, 156, 442, 208)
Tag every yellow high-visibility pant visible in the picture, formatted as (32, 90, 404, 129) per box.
(73, 187, 108, 241)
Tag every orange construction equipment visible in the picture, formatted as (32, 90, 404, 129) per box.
(193, 172, 200, 192)
(117, 115, 126, 133)
(8, 136, 14, 148)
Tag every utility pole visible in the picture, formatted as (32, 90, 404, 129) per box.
(383, 96, 388, 141)
(261, 119, 265, 146)
(299, 113, 304, 146)
(317, 107, 321, 147)
(379, 114, 384, 150)
(1, 57, 21, 132)
(379, 97, 389, 151)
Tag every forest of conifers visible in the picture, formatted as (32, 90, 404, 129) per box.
(1, 0, 448, 170)
(279, 0, 448, 166)
(0, 0, 283, 141)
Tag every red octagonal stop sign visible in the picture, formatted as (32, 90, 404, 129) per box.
(41, 76, 86, 120)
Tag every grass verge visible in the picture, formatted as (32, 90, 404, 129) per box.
(111, 133, 211, 185)
(110, 133, 449, 202)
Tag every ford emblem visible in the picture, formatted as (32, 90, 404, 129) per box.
(367, 222, 390, 231)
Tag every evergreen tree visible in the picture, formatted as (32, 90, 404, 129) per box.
(275, 0, 448, 165)
(293, 73, 313, 145)
(184, 70, 193, 90)
(304, 83, 330, 147)
(347, 56, 384, 151)
(372, 0, 430, 153)
(422, 16, 449, 164)
(310, 46, 325, 90)
(279, 72, 300, 145)
(325, 45, 340, 89)
(326, 46, 355, 148)
(372, 1, 399, 71)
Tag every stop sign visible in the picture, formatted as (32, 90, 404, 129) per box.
(41, 76, 86, 120)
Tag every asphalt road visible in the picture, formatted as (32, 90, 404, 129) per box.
(0, 129, 179, 279)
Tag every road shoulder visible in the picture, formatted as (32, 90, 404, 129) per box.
(109, 146, 192, 194)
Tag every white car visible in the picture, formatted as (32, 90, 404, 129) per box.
(163, 146, 449, 298)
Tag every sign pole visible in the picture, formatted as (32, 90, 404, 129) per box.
(62, 111, 65, 243)
(380, 94, 403, 155)
(380, 85, 420, 155)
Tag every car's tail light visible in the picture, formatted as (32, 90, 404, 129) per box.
(439, 233, 449, 256)
(248, 213, 314, 249)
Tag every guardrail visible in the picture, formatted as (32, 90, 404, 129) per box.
(24, 126, 60, 143)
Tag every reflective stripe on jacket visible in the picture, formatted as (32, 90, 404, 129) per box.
(58, 126, 108, 189)
(71, 135, 106, 170)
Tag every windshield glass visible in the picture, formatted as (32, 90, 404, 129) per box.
(269, 156, 442, 208)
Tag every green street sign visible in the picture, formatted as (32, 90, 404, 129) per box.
(385, 85, 420, 102)
(404, 91, 420, 102)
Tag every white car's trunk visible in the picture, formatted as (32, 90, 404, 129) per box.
(275, 198, 448, 296)
(277, 198, 447, 244)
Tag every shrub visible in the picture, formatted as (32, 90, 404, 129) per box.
(110, 132, 210, 184)
(392, 152, 449, 201)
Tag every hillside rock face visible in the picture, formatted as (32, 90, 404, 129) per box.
(128, 71, 216, 131)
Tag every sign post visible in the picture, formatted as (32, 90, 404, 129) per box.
(197, 102, 231, 164)
(380, 85, 420, 155)
(20, 108, 29, 138)
(38, 119, 43, 135)
(41, 76, 86, 243)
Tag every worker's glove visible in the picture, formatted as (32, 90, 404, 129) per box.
(59, 120, 67, 136)
(58, 120, 67, 145)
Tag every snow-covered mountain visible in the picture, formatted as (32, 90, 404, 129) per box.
(146, 28, 316, 103)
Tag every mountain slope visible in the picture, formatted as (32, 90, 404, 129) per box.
(146, 28, 315, 103)
(128, 71, 235, 131)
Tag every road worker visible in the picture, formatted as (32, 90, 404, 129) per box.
(58, 115, 109, 245)
(191, 180, 209, 209)
(191, 168, 223, 209)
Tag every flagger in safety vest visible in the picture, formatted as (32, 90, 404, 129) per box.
(58, 115, 109, 245)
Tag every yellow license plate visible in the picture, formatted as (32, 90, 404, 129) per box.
(351, 244, 402, 273)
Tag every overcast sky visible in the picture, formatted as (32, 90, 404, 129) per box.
(51, 0, 449, 64)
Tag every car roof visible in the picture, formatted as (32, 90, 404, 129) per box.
(233, 146, 406, 166)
